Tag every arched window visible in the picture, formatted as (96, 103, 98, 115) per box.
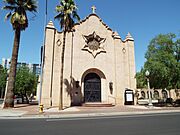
(162, 90, 168, 99)
(141, 91, 145, 99)
(153, 90, 159, 99)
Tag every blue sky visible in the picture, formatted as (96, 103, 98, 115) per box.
(0, 0, 180, 72)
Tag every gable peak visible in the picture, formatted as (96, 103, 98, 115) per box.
(46, 21, 55, 29)
(125, 32, 134, 41)
(112, 31, 121, 39)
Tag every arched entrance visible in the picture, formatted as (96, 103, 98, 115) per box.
(84, 73, 101, 102)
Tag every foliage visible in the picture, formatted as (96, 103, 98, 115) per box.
(0, 65, 8, 91)
(15, 66, 38, 97)
(2, 0, 37, 30)
(55, 0, 80, 31)
(137, 33, 180, 90)
(135, 69, 146, 89)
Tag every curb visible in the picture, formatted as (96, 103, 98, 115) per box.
(1, 109, 180, 119)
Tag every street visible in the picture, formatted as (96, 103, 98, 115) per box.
(0, 113, 180, 135)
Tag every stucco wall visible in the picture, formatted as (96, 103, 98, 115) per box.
(41, 14, 136, 108)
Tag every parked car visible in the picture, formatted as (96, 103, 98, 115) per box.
(166, 98, 173, 104)
(14, 95, 29, 104)
(173, 99, 180, 107)
(14, 96, 22, 104)
(0, 99, 4, 104)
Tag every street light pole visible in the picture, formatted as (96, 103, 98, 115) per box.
(39, 0, 48, 105)
(145, 70, 153, 106)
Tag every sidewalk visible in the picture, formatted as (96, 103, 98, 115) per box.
(0, 104, 180, 119)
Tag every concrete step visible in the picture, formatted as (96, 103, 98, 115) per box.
(82, 102, 114, 107)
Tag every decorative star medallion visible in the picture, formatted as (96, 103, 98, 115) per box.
(82, 32, 106, 58)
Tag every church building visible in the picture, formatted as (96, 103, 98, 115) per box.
(41, 8, 136, 108)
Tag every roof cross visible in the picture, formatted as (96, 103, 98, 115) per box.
(91, 5, 96, 14)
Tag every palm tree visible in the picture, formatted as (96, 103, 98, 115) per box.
(55, 0, 80, 110)
(2, 0, 37, 108)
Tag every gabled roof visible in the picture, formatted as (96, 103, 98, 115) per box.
(47, 13, 134, 42)
(74, 13, 113, 32)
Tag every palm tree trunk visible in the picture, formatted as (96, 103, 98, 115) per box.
(59, 31, 66, 110)
(3, 28, 21, 108)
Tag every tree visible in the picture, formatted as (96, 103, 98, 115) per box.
(2, 0, 37, 108)
(54, 0, 80, 110)
(135, 68, 146, 89)
(0, 65, 8, 98)
(14, 66, 38, 103)
(144, 33, 180, 90)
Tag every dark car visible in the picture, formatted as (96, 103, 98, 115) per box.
(173, 99, 180, 107)
(166, 98, 173, 104)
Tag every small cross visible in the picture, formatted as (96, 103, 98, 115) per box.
(91, 5, 96, 14)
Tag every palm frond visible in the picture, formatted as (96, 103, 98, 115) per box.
(61, 0, 66, 7)
(3, 0, 37, 30)
(54, 13, 64, 20)
(24, 0, 38, 12)
(2, 5, 16, 11)
(55, 0, 80, 31)
(5, 12, 12, 20)
(11, 12, 28, 30)
(3, 0, 17, 5)
(56, 5, 64, 12)
(60, 19, 65, 30)
(72, 11, 80, 21)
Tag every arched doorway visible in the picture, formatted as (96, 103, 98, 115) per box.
(141, 91, 146, 99)
(84, 73, 101, 102)
(162, 90, 168, 99)
(154, 90, 159, 99)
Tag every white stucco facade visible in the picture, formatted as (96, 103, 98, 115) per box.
(41, 13, 136, 108)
